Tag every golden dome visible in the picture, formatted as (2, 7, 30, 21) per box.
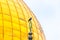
(0, 0, 45, 40)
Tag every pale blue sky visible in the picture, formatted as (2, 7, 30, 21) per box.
(24, 0, 60, 40)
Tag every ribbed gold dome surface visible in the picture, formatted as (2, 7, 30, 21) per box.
(0, 0, 45, 40)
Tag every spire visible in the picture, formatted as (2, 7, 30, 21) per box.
(28, 17, 32, 32)
(28, 17, 33, 40)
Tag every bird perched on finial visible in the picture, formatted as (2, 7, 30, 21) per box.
(28, 17, 32, 22)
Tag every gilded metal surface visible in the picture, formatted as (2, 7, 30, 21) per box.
(0, 0, 45, 40)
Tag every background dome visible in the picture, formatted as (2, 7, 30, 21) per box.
(0, 0, 45, 40)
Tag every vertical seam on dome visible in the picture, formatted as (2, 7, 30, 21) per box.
(17, 0, 28, 40)
(12, 0, 27, 40)
(12, 0, 21, 40)
(18, 0, 29, 38)
(17, 1, 25, 23)
(18, 1, 31, 40)
(6, 0, 13, 40)
(20, 1, 30, 18)
(17, 0, 26, 20)
(0, 2, 4, 40)
(16, 1, 23, 40)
